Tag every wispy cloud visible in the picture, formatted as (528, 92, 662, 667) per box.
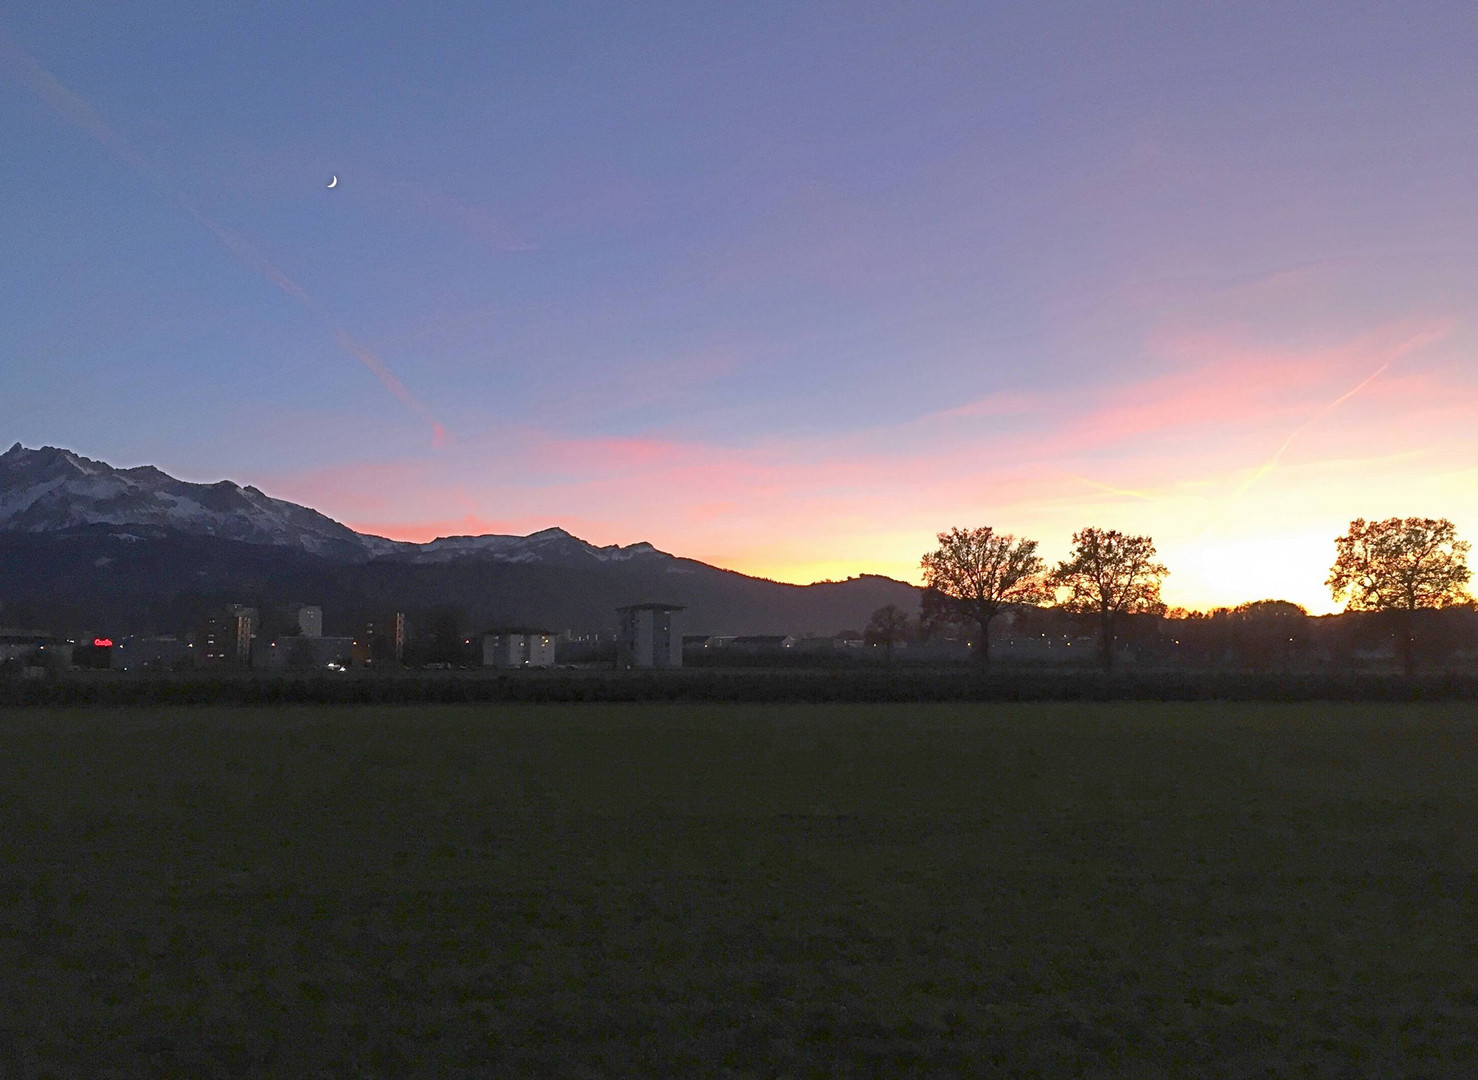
(374, 178, 537, 254)
(0, 30, 152, 174)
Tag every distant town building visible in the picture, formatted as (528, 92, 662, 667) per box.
(229, 605, 257, 663)
(0, 629, 71, 668)
(72, 637, 115, 669)
(199, 605, 257, 666)
(294, 604, 323, 639)
(560, 629, 615, 646)
(256, 635, 354, 671)
(111, 636, 187, 672)
(361, 612, 406, 666)
(731, 635, 797, 652)
(0, 629, 45, 665)
(616, 603, 683, 669)
(482, 629, 556, 668)
(553, 628, 616, 664)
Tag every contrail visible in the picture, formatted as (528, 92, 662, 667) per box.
(1231, 325, 1448, 500)
(0, 28, 446, 445)
(334, 329, 447, 446)
(1231, 361, 1390, 498)
(188, 211, 317, 309)
(0, 31, 153, 176)
(1061, 472, 1159, 502)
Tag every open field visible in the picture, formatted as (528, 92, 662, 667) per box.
(2, 703, 1477, 1077)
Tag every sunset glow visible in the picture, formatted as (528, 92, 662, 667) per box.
(238, 319, 1474, 615)
(9, 8, 1478, 1072)
(5, 4, 1477, 613)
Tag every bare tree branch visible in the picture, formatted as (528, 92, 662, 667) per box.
(1052, 528, 1169, 672)
(920, 527, 1049, 665)
(1328, 517, 1472, 675)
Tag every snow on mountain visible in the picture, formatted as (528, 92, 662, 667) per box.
(0, 443, 373, 557)
(386, 527, 671, 565)
(0, 444, 671, 567)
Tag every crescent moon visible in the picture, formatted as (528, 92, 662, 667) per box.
(327, 175, 338, 189)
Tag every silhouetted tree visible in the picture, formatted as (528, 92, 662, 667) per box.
(916, 588, 951, 643)
(1327, 517, 1472, 676)
(920, 527, 1049, 665)
(1053, 528, 1168, 672)
(864, 604, 910, 665)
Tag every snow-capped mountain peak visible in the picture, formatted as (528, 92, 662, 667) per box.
(0, 444, 372, 557)
(392, 525, 671, 565)
(0, 444, 673, 567)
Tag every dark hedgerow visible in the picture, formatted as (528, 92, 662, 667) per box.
(2, 668, 1477, 706)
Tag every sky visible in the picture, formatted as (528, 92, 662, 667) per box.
(3, 1, 1476, 613)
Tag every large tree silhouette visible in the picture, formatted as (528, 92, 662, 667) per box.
(1327, 517, 1472, 676)
(1053, 528, 1168, 672)
(920, 527, 1048, 665)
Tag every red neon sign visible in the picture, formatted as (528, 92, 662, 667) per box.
(93, 638, 113, 648)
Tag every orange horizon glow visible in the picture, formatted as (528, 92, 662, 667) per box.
(253, 319, 1477, 619)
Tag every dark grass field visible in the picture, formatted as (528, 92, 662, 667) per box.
(2, 703, 1476, 1078)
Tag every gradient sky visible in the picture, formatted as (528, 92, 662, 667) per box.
(4, 1, 1477, 612)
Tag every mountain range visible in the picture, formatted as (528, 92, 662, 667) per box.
(0, 444, 919, 637)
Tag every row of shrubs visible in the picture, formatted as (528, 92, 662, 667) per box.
(3, 669, 1477, 705)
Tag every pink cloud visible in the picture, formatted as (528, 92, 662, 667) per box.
(538, 433, 687, 472)
(530, 349, 740, 424)
(262, 460, 432, 517)
(249, 317, 1476, 611)
(928, 391, 1040, 422)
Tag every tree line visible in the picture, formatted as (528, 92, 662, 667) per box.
(870, 517, 1473, 675)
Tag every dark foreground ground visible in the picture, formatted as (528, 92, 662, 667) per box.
(1, 703, 1476, 1078)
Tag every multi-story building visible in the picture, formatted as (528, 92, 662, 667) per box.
(481, 629, 556, 668)
(360, 612, 406, 666)
(257, 635, 354, 671)
(293, 604, 323, 639)
(199, 605, 257, 666)
(0, 629, 71, 668)
(615, 603, 683, 669)
(110, 636, 187, 672)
